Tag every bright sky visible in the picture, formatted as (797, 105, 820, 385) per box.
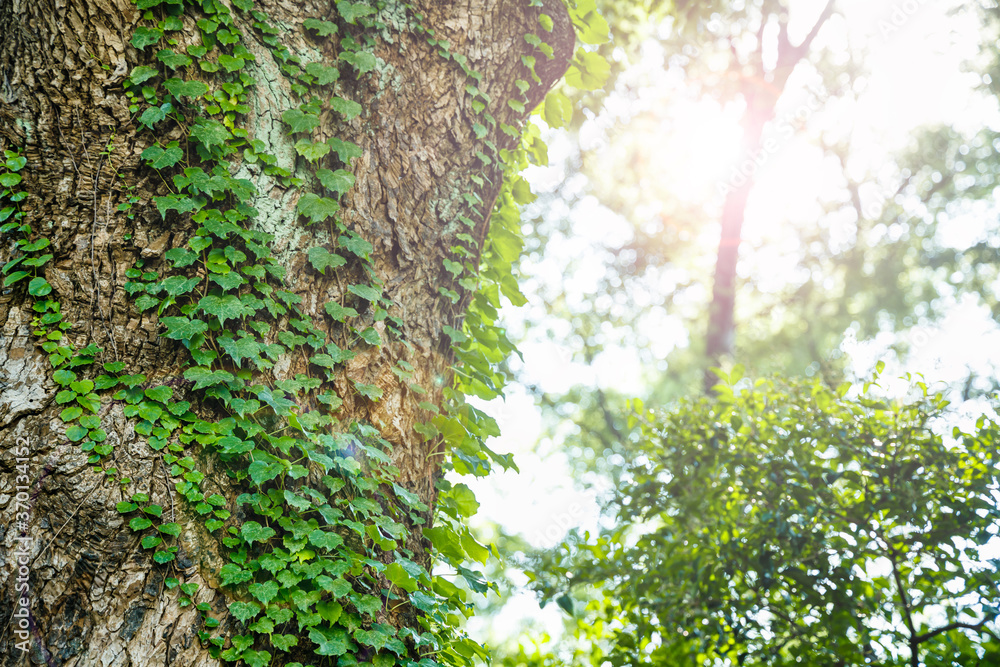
(461, 0, 1000, 649)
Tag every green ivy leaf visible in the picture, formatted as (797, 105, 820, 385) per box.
(308, 529, 344, 551)
(198, 294, 247, 326)
(392, 483, 428, 511)
(304, 62, 339, 85)
(218, 54, 245, 72)
(3, 271, 29, 287)
(77, 393, 101, 414)
(138, 405, 161, 423)
(79, 414, 102, 429)
(144, 385, 173, 403)
(309, 353, 337, 369)
(141, 535, 162, 549)
(158, 522, 181, 537)
(240, 650, 271, 667)
(130, 27, 163, 50)
(219, 336, 261, 368)
(65, 424, 88, 442)
(60, 406, 83, 422)
(103, 361, 125, 373)
(422, 526, 466, 561)
(354, 628, 389, 651)
(157, 49, 193, 69)
(26, 276, 51, 296)
(196, 18, 219, 33)
(55, 389, 76, 404)
(353, 381, 383, 401)
(139, 104, 172, 129)
(543, 91, 573, 129)
(327, 137, 363, 161)
(70, 380, 94, 394)
(248, 580, 280, 605)
(330, 97, 362, 120)
(337, 0, 375, 23)
(164, 78, 209, 98)
(565, 49, 610, 91)
(165, 247, 198, 268)
(347, 284, 380, 302)
(129, 516, 153, 531)
(129, 65, 160, 85)
(355, 326, 381, 347)
(339, 50, 377, 74)
(507, 99, 525, 113)
(385, 562, 418, 593)
(190, 119, 233, 150)
(294, 139, 331, 162)
(339, 232, 372, 259)
(248, 460, 283, 485)
(167, 400, 191, 416)
(153, 550, 175, 564)
(154, 194, 200, 219)
(270, 634, 298, 652)
(161, 316, 209, 341)
(460, 529, 490, 564)
(308, 626, 349, 656)
(229, 600, 261, 623)
(302, 18, 338, 36)
(189, 236, 212, 253)
(316, 168, 355, 195)
(241, 520, 277, 544)
(94, 375, 119, 390)
(308, 247, 346, 275)
(160, 275, 200, 297)
(297, 193, 340, 224)
(183, 366, 235, 390)
(221, 563, 254, 586)
(281, 109, 320, 134)
(282, 489, 311, 512)
(319, 576, 353, 598)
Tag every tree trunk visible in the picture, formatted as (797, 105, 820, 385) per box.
(0, 0, 571, 663)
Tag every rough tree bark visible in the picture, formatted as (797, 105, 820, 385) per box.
(0, 0, 572, 664)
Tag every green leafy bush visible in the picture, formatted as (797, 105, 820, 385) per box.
(520, 376, 1000, 666)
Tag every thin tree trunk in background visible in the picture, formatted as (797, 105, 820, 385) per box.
(0, 0, 572, 662)
(704, 118, 762, 390)
(703, 0, 834, 393)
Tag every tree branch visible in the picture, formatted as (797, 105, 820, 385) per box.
(886, 546, 919, 667)
(795, 0, 836, 55)
(913, 616, 1000, 645)
(777, 0, 835, 70)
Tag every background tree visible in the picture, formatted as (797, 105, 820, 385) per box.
(0, 0, 583, 664)
(521, 375, 1000, 666)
